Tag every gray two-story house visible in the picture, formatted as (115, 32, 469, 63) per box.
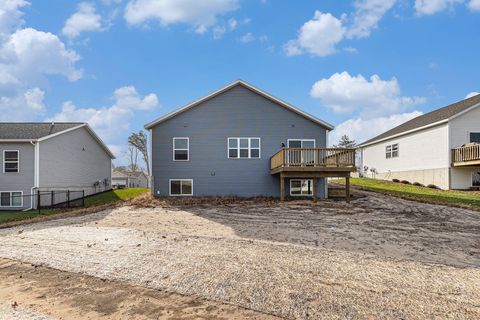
(145, 80, 355, 200)
(0, 122, 114, 210)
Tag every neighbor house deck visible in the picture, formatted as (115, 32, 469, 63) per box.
(452, 145, 480, 167)
(270, 148, 356, 201)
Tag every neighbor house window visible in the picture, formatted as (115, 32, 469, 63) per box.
(290, 179, 313, 196)
(173, 138, 189, 161)
(169, 179, 193, 196)
(470, 132, 480, 143)
(473, 172, 480, 187)
(0, 191, 23, 207)
(228, 138, 261, 159)
(386, 144, 399, 159)
(3, 150, 19, 173)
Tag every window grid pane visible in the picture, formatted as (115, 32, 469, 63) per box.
(1, 192, 11, 207)
(12, 192, 22, 207)
(228, 138, 261, 159)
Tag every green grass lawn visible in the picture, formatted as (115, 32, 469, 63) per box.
(337, 178, 480, 210)
(0, 188, 149, 225)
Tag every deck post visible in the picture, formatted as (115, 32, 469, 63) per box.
(345, 175, 350, 203)
(312, 177, 317, 202)
(280, 172, 285, 201)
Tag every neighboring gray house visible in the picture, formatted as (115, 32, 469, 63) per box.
(145, 80, 355, 200)
(0, 122, 115, 210)
(112, 168, 148, 189)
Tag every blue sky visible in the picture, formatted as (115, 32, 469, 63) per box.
(2, 0, 479, 165)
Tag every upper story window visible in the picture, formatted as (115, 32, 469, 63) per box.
(228, 138, 261, 159)
(173, 138, 189, 161)
(470, 132, 480, 143)
(3, 150, 19, 173)
(386, 144, 399, 159)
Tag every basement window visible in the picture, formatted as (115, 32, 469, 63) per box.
(0, 191, 22, 207)
(3, 150, 19, 173)
(473, 173, 480, 187)
(169, 179, 193, 196)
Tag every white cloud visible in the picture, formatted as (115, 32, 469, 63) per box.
(62, 2, 103, 38)
(310, 71, 426, 118)
(347, 0, 396, 38)
(0, 2, 82, 121)
(49, 86, 158, 142)
(465, 92, 480, 99)
(414, 0, 463, 15)
(124, 0, 239, 33)
(0, 0, 28, 38)
(285, 1, 396, 57)
(0, 87, 45, 121)
(468, 0, 480, 10)
(284, 11, 346, 57)
(1, 28, 82, 86)
(330, 111, 423, 146)
(239, 32, 254, 43)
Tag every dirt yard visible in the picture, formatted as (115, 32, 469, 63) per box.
(0, 189, 479, 319)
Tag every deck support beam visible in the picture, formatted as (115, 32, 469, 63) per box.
(280, 172, 285, 201)
(346, 176, 350, 203)
(312, 177, 317, 202)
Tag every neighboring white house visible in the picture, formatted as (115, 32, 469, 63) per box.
(0, 122, 115, 210)
(358, 94, 480, 190)
(112, 168, 148, 189)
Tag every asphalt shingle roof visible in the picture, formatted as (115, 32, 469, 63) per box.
(360, 94, 480, 146)
(0, 122, 84, 140)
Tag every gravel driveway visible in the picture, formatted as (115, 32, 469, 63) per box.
(0, 190, 479, 319)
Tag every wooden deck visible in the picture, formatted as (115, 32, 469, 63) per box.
(452, 145, 480, 167)
(270, 148, 356, 201)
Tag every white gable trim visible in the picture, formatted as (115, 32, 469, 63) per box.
(38, 124, 116, 159)
(358, 119, 449, 148)
(447, 102, 480, 122)
(144, 80, 334, 131)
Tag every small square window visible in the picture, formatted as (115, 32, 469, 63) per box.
(229, 149, 238, 158)
(250, 149, 260, 158)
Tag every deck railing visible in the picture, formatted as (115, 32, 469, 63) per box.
(452, 144, 480, 164)
(270, 148, 356, 170)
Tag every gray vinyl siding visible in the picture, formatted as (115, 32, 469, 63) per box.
(0, 142, 35, 210)
(39, 127, 112, 196)
(151, 85, 327, 198)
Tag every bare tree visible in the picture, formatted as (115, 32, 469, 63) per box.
(128, 130, 150, 177)
(128, 145, 139, 172)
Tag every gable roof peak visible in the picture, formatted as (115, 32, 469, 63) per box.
(144, 80, 334, 130)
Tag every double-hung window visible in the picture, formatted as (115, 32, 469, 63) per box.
(0, 191, 23, 207)
(386, 144, 399, 159)
(228, 138, 260, 159)
(3, 150, 19, 173)
(173, 138, 189, 161)
(169, 179, 193, 196)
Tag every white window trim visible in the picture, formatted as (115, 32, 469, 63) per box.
(227, 137, 261, 159)
(173, 137, 189, 161)
(385, 143, 399, 159)
(290, 179, 314, 197)
(169, 179, 193, 196)
(0, 191, 23, 208)
(3, 150, 19, 173)
(286, 139, 316, 148)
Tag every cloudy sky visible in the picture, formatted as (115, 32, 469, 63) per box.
(1, 0, 479, 165)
